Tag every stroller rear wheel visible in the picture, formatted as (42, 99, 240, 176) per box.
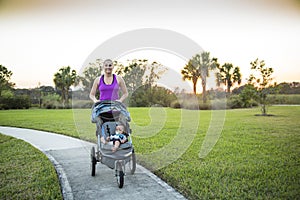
(129, 151, 136, 175)
(91, 146, 97, 176)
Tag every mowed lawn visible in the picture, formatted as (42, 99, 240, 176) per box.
(0, 134, 62, 199)
(0, 106, 299, 199)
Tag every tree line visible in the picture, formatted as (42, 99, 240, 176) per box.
(1, 53, 299, 113)
(180, 53, 278, 115)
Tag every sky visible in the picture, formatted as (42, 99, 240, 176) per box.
(0, 0, 299, 92)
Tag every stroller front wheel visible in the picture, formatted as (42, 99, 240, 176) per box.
(91, 146, 97, 176)
(116, 162, 124, 188)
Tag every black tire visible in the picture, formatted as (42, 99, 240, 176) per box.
(91, 146, 96, 176)
(129, 152, 136, 175)
(116, 162, 124, 188)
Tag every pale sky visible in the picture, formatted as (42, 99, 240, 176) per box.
(0, 0, 299, 92)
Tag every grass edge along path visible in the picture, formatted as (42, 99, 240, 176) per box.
(0, 134, 63, 200)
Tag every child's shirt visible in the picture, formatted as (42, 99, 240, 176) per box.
(110, 133, 127, 141)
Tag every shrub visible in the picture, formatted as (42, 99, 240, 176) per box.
(198, 102, 211, 110)
(267, 94, 300, 105)
(180, 99, 200, 110)
(41, 94, 61, 109)
(210, 99, 227, 110)
(227, 95, 243, 109)
(72, 100, 93, 108)
(227, 95, 258, 109)
(0, 95, 30, 109)
(170, 100, 181, 109)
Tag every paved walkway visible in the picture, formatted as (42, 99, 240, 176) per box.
(0, 126, 186, 200)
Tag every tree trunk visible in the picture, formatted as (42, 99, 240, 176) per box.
(61, 88, 66, 108)
(202, 78, 207, 103)
(260, 91, 267, 115)
(227, 84, 231, 97)
(66, 89, 69, 105)
(192, 78, 198, 95)
(261, 104, 266, 115)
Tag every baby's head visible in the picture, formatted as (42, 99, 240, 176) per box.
(115, 124, 125, 134)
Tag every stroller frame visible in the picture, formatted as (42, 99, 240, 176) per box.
(90, 100, 136, 188)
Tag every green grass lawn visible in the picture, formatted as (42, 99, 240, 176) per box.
(0, 106, 299, 199)
(0, 134, 62, 199)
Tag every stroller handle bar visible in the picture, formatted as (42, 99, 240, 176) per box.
(91, 100, 131, 123)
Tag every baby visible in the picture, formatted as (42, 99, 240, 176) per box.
(101, 124, 128, 152)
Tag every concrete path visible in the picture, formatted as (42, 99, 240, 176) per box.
(0, 126, 186, 200)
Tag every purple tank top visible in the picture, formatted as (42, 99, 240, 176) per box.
(98, 74, 120, 101)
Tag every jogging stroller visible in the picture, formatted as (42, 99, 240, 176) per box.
(90, 100, 136, 188)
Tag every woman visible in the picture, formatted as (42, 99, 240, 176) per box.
(89, 59, 129, 145)
(89, 59, 128, 103)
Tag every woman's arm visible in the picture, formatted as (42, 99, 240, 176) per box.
(117, 76, 128, 102)
(89, 77, 100, 103)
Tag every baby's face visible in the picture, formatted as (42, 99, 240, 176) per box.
(116, 125, 124, 133)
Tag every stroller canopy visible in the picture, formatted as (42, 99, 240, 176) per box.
(91, 100, 131, 123)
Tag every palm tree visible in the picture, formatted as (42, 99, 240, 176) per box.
(192, 52, 219, 103)
(181, 60, 200, 95)
(216, 63, 242, 95)
(53, 66, 77, 107)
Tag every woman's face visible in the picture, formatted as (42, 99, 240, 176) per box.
(103, 61, 114, 74)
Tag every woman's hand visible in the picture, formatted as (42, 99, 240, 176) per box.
(94, 99, 100, 103)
